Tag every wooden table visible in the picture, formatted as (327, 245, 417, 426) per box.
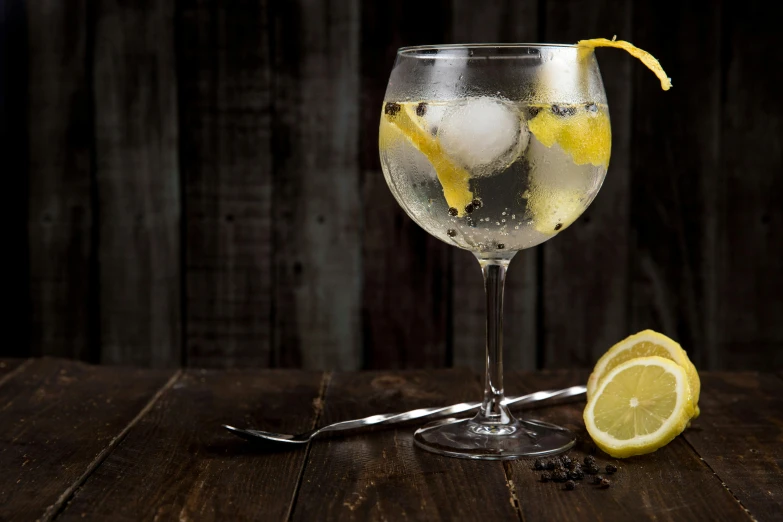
(1, 359, 781, 521)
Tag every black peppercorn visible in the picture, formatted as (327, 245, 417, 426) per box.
(416, 102, 428, 117)
(562, 456, 572, 468)
(587, 465, 601, 475)
(464, 203, 475, 214)
(553, 470, 569, 483)
(448, 207, 458, 216)
(447, 229, 457, 237)
(605, 464, 618, 474)
(551, 104, 577, 117)
(554, 223, 563, 231)
(541, 472, 552, 483)
(384, 102, 401, 117)
(472, 198, 482, 209)
(585, 103, 598, 113)
(528, 106, 542, 118)
(584, 455, 596, 466)
(570, 469, 584, 480)
(565, 480, 576, 490)
(593, 475, 604, 484)
(545, 460, 555, 470)
(599, 478, 611, 489)
(497, 243, 505, 250)
(534, 459, 545, 471)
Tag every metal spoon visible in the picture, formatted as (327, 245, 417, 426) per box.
(223, 384, 586, 444)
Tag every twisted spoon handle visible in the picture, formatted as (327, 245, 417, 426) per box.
(315, 385, 587, 436)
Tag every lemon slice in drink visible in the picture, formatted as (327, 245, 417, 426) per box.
(584, 356, 693, 458)
(525, 187, 585, 235)
(525, 105, 610, 235)
(586, 330, 700, 418)
(527, 106, 612, 168)
(380, 103, 474, 215)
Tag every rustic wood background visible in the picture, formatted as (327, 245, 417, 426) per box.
(3, 0, 781, 371)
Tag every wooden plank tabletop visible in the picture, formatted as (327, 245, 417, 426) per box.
(0, 359, 780, 522)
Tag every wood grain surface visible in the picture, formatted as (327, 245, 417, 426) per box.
(56, 369, 324, 521)
(0, 359, 174, 521)
(291, 369, 521, 521)
(683, 373, 783, 521)
(628, 0, 721, 369)
(0, 361, 779, 521)
(179, 0, 275, 368)
(715, 1, 783, 369)
(0, 359, 28, 383)
(26, 0, 94, 362)
(504, 371, 752, 522)
(271, 0, 363, 370)
(92, 0, 181, 367)
(359, 0, 452, 369)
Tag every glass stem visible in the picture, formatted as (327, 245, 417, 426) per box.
(476, 257, 514, 426)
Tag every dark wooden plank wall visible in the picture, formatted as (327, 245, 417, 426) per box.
(716, 2, 783, 369)
(630, 0, 721, 370)
(360, 0, 452, 369)
(94, 0, 181, 367)
(272, 0, 363, 369)
(179, 0, 274, 368)
(540, 0, 633, 369)
(13, 0, 783, 370)
(27, 0, 93, 362)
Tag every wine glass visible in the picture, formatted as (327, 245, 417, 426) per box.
(378, 44, 610, 459)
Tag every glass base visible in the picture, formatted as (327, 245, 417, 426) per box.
(413, 416, 576, 460)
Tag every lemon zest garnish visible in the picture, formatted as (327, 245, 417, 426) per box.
(381, 105, 473, 215)
(577, 38, 672, 91)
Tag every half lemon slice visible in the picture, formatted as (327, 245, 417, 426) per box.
(586, 330, 700, 418)
(584, 356, 693, 458)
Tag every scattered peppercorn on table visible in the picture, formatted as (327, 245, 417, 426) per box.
(1, 358, 780, 521)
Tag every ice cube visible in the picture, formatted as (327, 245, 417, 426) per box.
(438, 97, 528, 177)
(419, 102, 447, 135)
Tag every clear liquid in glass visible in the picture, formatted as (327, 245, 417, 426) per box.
(379, 98, 609, 257)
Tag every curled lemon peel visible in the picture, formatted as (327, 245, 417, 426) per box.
(380, 105, 473, 215)
(577, 37, 672, 91)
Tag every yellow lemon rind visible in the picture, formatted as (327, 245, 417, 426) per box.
(527, 107, 612, 168)
(584, 356, 692, 458)
(577, 38, 672, 91)
(586, 329, 700, 418)
(380, 104, 473, 215)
